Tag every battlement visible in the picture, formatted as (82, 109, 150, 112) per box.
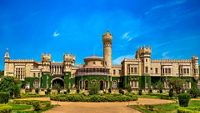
(152, 59, 192, 63)
(42, 53, 51, 62)
(64, 54, 75, 62)
(102, 31, 112, 42)
(9, 59, 36, 63)
(138, 46, 152, 55)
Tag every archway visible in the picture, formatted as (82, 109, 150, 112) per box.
(52, 77, 64, 89)
(100, 81, 104, 90)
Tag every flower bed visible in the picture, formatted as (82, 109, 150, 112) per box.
(50, 94, 138, 102)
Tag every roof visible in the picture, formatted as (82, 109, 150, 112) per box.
(84, 55, 103, 61)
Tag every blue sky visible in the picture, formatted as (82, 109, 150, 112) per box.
(0, 0, 200, 70)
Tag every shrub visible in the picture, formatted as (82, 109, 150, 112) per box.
(12, 100, 51, 111)
(45, 88, 51, 95)
(50, 94, 138, 102)
(76, 89, 80, 94)
(127, 86, 132, 93)
(177, 107, 196, 113)
(148, 89, 152, 94)
(188, 87, 199, 98)
(67, 89, 70, 94)
(0, 92, 10, 104)
(108, 88, 112, 93)
(0, 106, 12, 113)
(169, 89, 174, 97)
(89, 83, 99, 95)
(138, 89, 142, 95)
(35, 88, 39, 94)
(119, 89, 125, 95)
(178, 93, 191, 107)
(32, 101, 41, 111)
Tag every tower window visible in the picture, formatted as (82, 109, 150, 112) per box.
(145, 67, 148, 73)
(93, 61, 96, 65)
(155, 68, 158, 74)
(113, 70, 116, 75)
(134, 67, 137, 73)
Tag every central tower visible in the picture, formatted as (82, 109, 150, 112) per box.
(102, 31, 112, 68)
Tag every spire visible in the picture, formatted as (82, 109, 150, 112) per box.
(4, 48, 10, 62)
(4, 48, 10, 58)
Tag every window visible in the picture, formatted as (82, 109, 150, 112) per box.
(131, 67, 133, 73)
(169, 68, 171, 74)
(184, 69, 186, 74)
(187, 68, 189, 74)
(146, 59, 148, 62)
(119, 70, 121, 75)
(93, 61, 96, 65)
(33, 73, 36, 77)
(145, 67, 148, 73)
(155, 68, 158, 74)
(113, 70, 116, 75)
(134, 67, 137, 73)
(38, 73, 40, 77)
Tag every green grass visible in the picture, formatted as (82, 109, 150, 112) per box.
(8, 104, 32, 110)
(129, 100, 200, 113)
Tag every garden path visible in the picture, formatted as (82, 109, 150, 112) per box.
(17, 97, 174, 113)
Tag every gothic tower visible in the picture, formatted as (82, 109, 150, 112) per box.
(102, 31, 112, 68)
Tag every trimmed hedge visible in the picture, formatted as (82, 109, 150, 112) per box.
(177, 107, 200, 113)
(178, 93, 191, 107)
(0, 92, 10, 104)
(12, 100, 51, 111)
(50, 94, 138, 102)
(0, 106, 12, 113)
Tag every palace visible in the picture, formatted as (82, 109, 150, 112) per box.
(4, 31, 199, 91)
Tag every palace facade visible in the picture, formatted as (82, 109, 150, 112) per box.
(4, 31, 199, 90)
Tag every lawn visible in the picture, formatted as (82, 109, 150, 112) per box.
(129, 100, 200, 113)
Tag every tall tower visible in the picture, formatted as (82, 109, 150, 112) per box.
(137, 47, 152, 75)
(4, 49, 10, 76)
(102, 31, 112, 68)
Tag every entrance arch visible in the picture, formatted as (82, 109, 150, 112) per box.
(51, 77, 64, 89)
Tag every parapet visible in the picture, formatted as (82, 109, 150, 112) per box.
(64, 54, 75, 63)
(102, 31, 112, 42)
(152, 59, 192, 63)
(138, 46, 152, 54)
(42, 53, 51, 62)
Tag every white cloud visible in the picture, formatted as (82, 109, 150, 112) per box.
(145, 0, 187, 15)
(53, 31, 60, 37)
(121, 32, 133, 42)
(113, 54, 135, 64)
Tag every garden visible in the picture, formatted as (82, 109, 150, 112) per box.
(1, 75, 200, 112)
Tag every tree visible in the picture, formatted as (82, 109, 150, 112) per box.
(157, 80, 163, 93)
(0, 77, 21, 98)
(168, 78, 185, 94)
(89, 82, 99, 95)
(0, 70, 4, 77)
